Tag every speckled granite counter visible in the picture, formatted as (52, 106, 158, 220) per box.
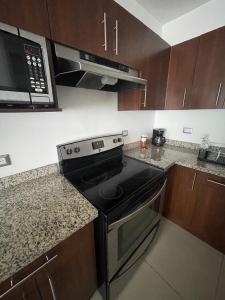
(0, 171, 98, 284)
(125, 144, 225, 178)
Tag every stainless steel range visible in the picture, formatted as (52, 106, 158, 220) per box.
(57, 134, 167, 300)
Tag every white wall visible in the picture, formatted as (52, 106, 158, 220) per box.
(0, 87, 154, 178)
(114, 0, 162, 36)
(154, 110, 225, 146)
(162, 0, 225, 45)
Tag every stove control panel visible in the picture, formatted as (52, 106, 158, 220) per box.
(92, 140, 104, 150)
(57, 134, 124, 160)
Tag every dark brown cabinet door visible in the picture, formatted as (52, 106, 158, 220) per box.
(191, 173, 225, 254)
(147, 46, 171, 110)
(0, 0, 50, 37)
(47, 222, 97, 300)
(190, 27, 225, 109)
(165, 37, 199, 109)
(164, 165, 198, 231)
(0, 223, 97, 300)
(0, 257, 54, 300)
(108, 1, 149, 67)
(47, 0, 109, 58)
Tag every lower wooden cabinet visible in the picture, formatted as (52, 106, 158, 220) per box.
(164, 165, 225, 254)
(164, 165, 198, 231)
(0, 222, 97, 300)
(191, 173, 225, 253)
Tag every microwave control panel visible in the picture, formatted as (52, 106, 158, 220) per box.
(24, 44, 48, 94)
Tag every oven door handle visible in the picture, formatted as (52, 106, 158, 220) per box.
(108, 179, 167, 231)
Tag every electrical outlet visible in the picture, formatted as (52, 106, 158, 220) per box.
(183, 127, 193, 134)
(122, 130, 128, 137)
(0, 154, 11, 167)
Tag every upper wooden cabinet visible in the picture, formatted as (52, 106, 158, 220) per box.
(0, 0, 51, 37)
(165, 37, 199, 109)
(190, 27, 225, 109)
(147, 47, 171, 110)
(47, 0, 109, 58)
(107, 1, 150, 67)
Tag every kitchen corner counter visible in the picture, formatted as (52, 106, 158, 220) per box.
(125, 144, 225, 178)
(0, 171, 98, 284)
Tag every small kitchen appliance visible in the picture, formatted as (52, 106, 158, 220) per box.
(57, 134, 166, 300)
(152, 128, 166, 146)
(0, 22, 54, 108)
(198, 148, 225, 166)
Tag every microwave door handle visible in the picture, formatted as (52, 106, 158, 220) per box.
(108, 179, 167, 231)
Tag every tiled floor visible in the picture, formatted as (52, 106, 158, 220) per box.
(91, 218, 225, 300)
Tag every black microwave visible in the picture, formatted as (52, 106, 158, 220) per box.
(0, 29, 54, 108)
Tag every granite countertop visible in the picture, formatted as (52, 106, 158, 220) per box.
(0, 171, 98, 284)
(125, 144, 225, 178)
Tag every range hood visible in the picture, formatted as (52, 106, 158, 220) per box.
(53, 43, 147, 92)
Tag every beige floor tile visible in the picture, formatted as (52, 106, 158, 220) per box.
(216, 257, 225, 300)
(145, 219, 223, 300)
(91, 260, 182, 300)
(91, 289, 103, 300)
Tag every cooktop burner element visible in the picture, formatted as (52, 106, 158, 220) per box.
(99, 183, 124, 200)
(81, 172, 108, 185)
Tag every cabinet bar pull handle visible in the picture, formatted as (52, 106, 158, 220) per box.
(0, 255, 58, 299)
(45, 255, 57, 300)
(102, 12, 108, 51)
(182, 88, 187, 107)
(48, 276, 57, 300)
(215, 83, 222, 106)
(141, 86, 147, 108)
(191, 173, 197, 190)
(207, 179, 225, 187)
(114, 20, 119, 55)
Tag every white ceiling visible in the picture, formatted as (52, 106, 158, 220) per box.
(136, 0, 212, 24)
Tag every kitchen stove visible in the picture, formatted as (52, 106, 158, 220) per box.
(57, 134, 166, 300)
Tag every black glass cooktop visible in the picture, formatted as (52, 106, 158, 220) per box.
(65, 155, 164, 214)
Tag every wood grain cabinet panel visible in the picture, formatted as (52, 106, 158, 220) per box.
(0, 222, 97, 300)
(46, 222, 97, 300)
(108, 1, 149, 67)
(190, 27, 225, 109)
(191, 173, 225, 253)
(0, 0, 50, 37)
(164, 165, 198, 231)
(165, 165, 225, 254)
(165, 37, 199, 109)
(47, 0, 109, 58)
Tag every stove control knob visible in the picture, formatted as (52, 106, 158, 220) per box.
(66, 148, 72, 155)
(113, 138, 118, 143)
(118, 138, 122, 142)
(74, 147, 80, 153)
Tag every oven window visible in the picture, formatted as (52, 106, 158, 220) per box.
(118, 197, 160, 259)
(0, 31, 28, 92)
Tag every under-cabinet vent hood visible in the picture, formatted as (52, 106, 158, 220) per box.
(53, 43, 147, 92)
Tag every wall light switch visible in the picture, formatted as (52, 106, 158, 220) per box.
(122, 130, 128, 137)
(0, 154, 11, 167)
(183, 127, 193, 134)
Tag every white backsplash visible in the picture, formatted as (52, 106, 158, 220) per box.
(0, 86, 155, 178)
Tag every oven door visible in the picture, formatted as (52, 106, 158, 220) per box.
(107, 179, 166, 281)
